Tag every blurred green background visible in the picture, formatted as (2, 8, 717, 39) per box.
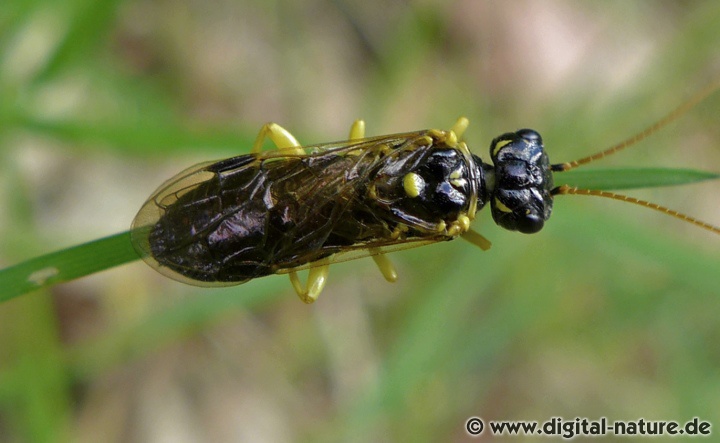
(1, 1, 720, 442)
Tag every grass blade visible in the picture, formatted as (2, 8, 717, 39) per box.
(556, 167, 720, 190)
(0, 231, 137, 303)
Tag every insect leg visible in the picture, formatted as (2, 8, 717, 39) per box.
(289, 264, 329, 304)
(252, 123, 305, 155)
(450, 117, 469, 140)
(349, 119, 366, 139)
(370, 249, 399, 282)
(349, 120, 401, 283)
(461, 229, 492, 251)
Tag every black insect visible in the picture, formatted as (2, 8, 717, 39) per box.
(132, 84, 720, 303)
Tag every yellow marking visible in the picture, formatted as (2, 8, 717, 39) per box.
(450, 178, 467, 188)
(403, 172, 425, 198)
(436, 220, 447, 232)
(449, 168, 467, 188)
(492, 139, 511, 156)
(494, 197, 513, 213)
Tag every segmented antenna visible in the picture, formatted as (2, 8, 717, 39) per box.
(552, 77, 720, 172)
(552, 185, 720, 235)
(551, 78, 720, 234)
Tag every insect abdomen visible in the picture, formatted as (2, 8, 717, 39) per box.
(147, 153, 380, 284)
(147, 156, 274, 283)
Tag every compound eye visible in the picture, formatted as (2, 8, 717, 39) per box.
(516, 212, 544, 234)
(516, 129, 542, 144)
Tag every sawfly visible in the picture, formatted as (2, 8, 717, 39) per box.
(131, 81, 720, 303)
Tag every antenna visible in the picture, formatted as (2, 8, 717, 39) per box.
(552, 185, 720, 235)
(552, 77, 720, 172)
(550, 78, 720, 234)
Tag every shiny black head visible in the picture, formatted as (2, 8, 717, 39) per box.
(487, 129, 554, 233)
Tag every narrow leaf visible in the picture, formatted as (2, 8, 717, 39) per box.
(0, 232, 137, 303)
(555, 167, 720, 190)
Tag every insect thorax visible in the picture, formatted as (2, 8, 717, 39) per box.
(367, 136, 486, 236)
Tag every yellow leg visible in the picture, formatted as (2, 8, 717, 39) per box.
(371, 250, 398, 282)
(461, 228, 492, 251)
(450, 117, 469, 139)
(252, 123, 304, 155)
(349, 119, 365, 140)
(289, 264, 329, 304)
(350, 120, 400, 284)
(251, 122, 330, 302)
(444, 117, 469, 149)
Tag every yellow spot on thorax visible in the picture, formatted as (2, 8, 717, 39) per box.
(449, 168, 467, 188)
(403, 172, 425, 198)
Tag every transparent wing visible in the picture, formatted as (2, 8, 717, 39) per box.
(130, 129, 450, 285)
(273, 237, 450, 275)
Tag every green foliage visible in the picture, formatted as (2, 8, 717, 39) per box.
(1, 1, 719, 442)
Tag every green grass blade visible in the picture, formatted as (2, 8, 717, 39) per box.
(0, 231, 138, 303)
(556, 167, 720, 190)
(14, 115, 256, 156)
